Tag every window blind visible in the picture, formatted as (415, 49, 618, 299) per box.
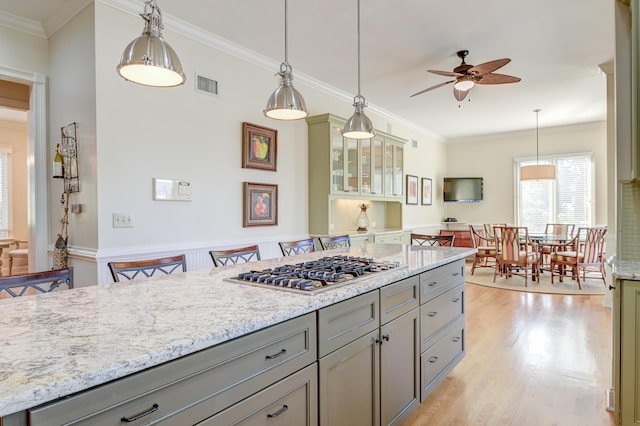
(0, 151, 9, 237)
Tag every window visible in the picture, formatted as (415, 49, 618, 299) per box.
(515, 153, 593, 234)
(0, 149, 10, 238)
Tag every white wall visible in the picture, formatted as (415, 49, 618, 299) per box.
(0, 25, 48, 74)
(444, 121, 608, 226)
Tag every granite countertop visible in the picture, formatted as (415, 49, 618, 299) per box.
(0, 244, 475, 417)
(610, 258, 640, 280)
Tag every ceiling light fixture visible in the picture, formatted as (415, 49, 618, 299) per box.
(520, 109, 556, 181)
(116, 0, 186, 87)
(342, 0, 375, 139)
(264, 0, 307, 120)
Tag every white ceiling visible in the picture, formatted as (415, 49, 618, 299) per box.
(0, 0, 615, 139)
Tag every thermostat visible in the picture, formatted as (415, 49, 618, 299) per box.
(153, 178, 192, 201)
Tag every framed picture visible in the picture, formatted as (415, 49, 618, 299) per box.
(406, 175, 418, 205)
(243, 182, 278, 227)
(242, 122, 277, 171)
(421, 178, 432, 205)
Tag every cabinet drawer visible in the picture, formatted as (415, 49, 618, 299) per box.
(318, 291, 379, 358)
(198, 363, 318, 426)
(420, 319, 465, 401)
(380, 275, 419, 325)
(420, 284, 464, 352)
(374, 233, 403, 244)
(419, 260, 465, 304)
(29, 313, 317, 426)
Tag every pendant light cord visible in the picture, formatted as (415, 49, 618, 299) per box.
(284, 0, 289, 67)
(534, 108, 540, 165)
(357, 0, 361, 97)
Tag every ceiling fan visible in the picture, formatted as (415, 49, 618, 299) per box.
(410, 50, 521, 102)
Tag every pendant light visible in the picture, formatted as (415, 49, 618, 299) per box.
(264, 0, 308, 120)
(342, 0, 375, 139)
(520, 109, 556, 181)
(116, 0, 186, 87)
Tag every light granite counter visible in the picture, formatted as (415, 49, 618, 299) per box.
(0, 243, 474, 418)
(611, 259, 640, 281)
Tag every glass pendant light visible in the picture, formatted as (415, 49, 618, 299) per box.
(520, 109, 556, 180)
(342, 0, 375, 139)
(264, 0, 307, 120)
(116, 0, 186, 87)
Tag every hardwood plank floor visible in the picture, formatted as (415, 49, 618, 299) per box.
(403, 283, 615, 426)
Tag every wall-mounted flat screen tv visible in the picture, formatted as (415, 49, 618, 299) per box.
(443, 177, 484, 202)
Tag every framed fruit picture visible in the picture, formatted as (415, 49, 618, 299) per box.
(242, 122, 277, 171)
(243, 182, 278, 227)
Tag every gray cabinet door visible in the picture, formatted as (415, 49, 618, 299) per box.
(319, 330, 380, 426)
(380, 308, 420, 426)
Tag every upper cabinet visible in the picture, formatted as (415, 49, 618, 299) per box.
(307, 114, 406, 200)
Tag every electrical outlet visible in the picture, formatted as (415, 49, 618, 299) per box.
(113, 213, 134, 228)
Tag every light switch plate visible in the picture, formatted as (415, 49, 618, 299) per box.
(153, 178, 192, 201)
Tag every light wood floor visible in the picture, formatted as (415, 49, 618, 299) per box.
(403, 283, 615, 426)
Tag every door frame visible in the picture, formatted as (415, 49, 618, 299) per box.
(0, 66, 48, 272)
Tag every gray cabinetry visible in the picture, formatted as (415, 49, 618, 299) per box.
(615, 278, 640, 425)
(318, 275, 420, 426)
(418, 260, 466, 401)
(28, 313, 317, 426)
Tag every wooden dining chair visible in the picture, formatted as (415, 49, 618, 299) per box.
(108, 254, 186, 282)
(469, 225, 497, 275)
(410, 233, 454, 247)
(483, 223, 506, 240)
(279, 238, 316, 256)
(0, 268, 73, 298)
(209, 245, 261, 267)
(318, 235, 351, 250)
(540, 223, 576, 268)
(549, 226, 607, 289)
(494, 226, 539, 286)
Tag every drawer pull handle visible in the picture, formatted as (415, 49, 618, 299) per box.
(428, 356, 438, 363)
(452, 298, 460, 303)
(428, 311, 437, 317)
(428, 281, 437, 287)
(265, 348, 287, 360)
(267, 404, 289, 418)
(452, 336, 461, 342)
(121, 403, 159, 423)
(452, 272, 460, 276)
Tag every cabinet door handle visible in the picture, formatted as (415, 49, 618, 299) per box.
(121, 403, 159, 423)
(265, 348, 287, 360)
(267, 404, 289, 418)
(428, 356, 438, 363)
(428, 311, 437, 317)
(382, 334, 390, 342)
(428, 281, 437, 287)
(609, 285, 616, 291)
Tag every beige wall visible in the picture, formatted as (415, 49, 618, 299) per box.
(444, 121, 608, 226)
(0, 120, 28, 240)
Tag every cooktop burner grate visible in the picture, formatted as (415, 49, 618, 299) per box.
(224, 255, 403, 295)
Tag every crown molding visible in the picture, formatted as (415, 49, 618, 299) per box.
(0, 10, 45, 38)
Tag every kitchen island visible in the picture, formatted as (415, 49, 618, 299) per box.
(0, 243, 474, 425)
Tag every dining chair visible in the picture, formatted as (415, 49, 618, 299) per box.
(483, 223, 506, 240)
(279, 238, 316, 256)
(8, 240, 29, 275)
(540, 223, 576, 268)
(318, 235, 351, 250)
(108, 254, 186, 282)
(549, 227, 607, 289)
(0, 267, 73, 298)
(493, 226, 539, 286)
(469, 225, 497, 275)
(209, 245, 261, 267)
(410, 233, 454, 247)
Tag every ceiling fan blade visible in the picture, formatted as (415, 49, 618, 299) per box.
(428, 70, 464, 77)
(453, 87, 469, 101)
(468, 58, 511, 76)
(475, 73, 521, 85)
(410, 79, 455, 97)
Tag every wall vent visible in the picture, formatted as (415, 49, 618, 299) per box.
(195, 74, 219, 96)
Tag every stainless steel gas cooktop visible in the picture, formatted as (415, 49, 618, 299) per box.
(224, 255, 404, 295)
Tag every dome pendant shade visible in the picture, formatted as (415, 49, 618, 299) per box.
(342, 97, 375, 139)
(264, 66, 308, 120)
(116, 0, 185, 87)
(520, 164, 556, 180)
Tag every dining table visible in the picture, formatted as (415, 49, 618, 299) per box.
(528, 233, 574, 272)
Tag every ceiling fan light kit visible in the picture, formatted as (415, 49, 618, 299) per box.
(410, 49, 521, 102)
(342, 0, 375, 139)
(520, 109, 556, 181)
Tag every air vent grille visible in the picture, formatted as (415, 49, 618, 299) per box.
(196, 74, 218, 96)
